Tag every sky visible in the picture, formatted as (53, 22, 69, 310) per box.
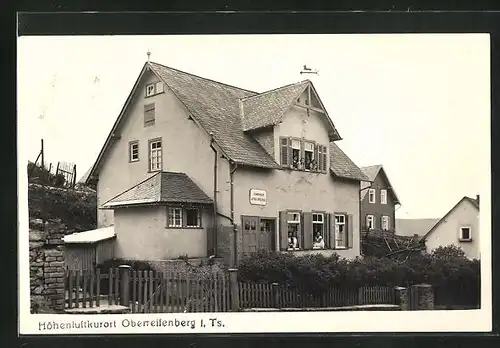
(17, 34, 490, 219)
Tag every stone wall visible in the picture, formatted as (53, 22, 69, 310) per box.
(29, 219, 73, 313)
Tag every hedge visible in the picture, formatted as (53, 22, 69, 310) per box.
(237, 245, 480, 296)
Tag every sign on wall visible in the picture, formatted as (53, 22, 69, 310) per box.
(249, 189, 267, 206)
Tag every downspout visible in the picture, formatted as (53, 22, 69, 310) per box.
(209, 133, 218, 257)
(230, 162, 238, 267)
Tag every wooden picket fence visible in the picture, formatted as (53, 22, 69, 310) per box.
(238, 283, 394, 309)
(65, 268, 232, 313)
(65, 267, 398, 312)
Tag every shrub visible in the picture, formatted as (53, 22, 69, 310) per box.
(237, 245, 480, 296)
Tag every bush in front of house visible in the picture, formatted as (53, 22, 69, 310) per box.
(237, 246, 480, 297)
(28, 183, 97, 231)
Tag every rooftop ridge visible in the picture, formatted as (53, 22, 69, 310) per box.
(240, 80, 310, 101)
(149, 61, 258, 95)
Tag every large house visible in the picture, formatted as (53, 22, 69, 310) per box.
(422, 195, 480, 260)
(360, 165, 400, 232)
(84, 61, 368, 266)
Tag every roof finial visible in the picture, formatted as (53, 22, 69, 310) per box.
(147, 50, 151, 62)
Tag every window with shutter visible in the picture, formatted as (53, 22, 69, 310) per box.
(321, 145, 327, 172)
(280, 137, 290, 167)
(144, 103, 155, 127)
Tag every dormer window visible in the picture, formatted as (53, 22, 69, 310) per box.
(304, 141, 315, 170)
(291, 139, 301, 169)
(280, 137, 327, 173)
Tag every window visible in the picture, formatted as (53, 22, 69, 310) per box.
(168, 208, 182, 227)
(381, 216, 390, 231)
(144, 103, 155, 127)
(291, 140, 301, 169)
(186, 208, 201, 228)
(368, 189, 376, 203)
(380, 189, 387, 204)
(129, 141, 139, 162)
(366, 215, 375, 230)
(334, 214, 347, 248)
(145, 83, 155, 97)
(287, 212, 301, 250)
(168, 207, 202, 228)
(279, 137, 327, 173)
(304, 141, 315, 170)
(460, 227, 472, 241)
(149, 139, 162, 171)
(312, 213, 325, 249)
(145, 82, 164, 97)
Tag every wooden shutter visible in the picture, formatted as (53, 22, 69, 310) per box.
(347, 214, 354, 249)
(314, 145, 320, 172)
(279, 211, 288, 250)
(329, 213, 336, 249)
(321, 146, 328, 172)
(280, 137, 290, 167)
(302, 212, 313, 250)
(300, 140, 305, 170)
(324, 213, 331, 248)
(144, 103, 155, 126)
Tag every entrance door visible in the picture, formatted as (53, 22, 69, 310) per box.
(258, 219, 275, 251)
(242, 216, 275, 255)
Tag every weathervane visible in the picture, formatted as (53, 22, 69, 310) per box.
(300, 65, 319, 75)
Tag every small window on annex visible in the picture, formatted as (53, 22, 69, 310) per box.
(185, 208, 201, 228)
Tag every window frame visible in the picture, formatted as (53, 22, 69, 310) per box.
(185, 208, 202, 228)
(380, 189, 387, 204)
(145, 83, 156, 97)
(334, 213, 347, 249)
(459, 226, 472, 242)
(286, 211, 301, 251)
(148, 138, 163, 172)
(366, 214, 375, 230)
(368, 189, 376, 204)
(145, 81, 165, 98)
(312, 212, 326, 249)
(129, 140, 139, 162)
(303, 140, 315, 171)
(381, 215, 390, 231)
(168, 207, 183, 228)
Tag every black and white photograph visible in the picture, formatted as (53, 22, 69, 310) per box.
(18, 33, 491, 334)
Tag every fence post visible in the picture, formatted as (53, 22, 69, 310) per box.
(394, 286, 408, 310)
(415, 284, 434, 310)
(228, 268, 239, 312)
(272, 283, 280, 309)
(119, 265, 132, 307)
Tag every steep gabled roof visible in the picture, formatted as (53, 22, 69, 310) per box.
(241, 81, 309, 131)
(329, 142, 368, 182)
(422, 196, 480, 240)
(148, 62, 279, 170)
(240, 81, 341, 141)
(360, 165, 401, 204)
(101, 171, 213, 209)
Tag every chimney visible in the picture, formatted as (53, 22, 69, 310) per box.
(476, 194, 480, 204)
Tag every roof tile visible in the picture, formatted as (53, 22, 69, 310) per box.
(329, 142, 368, 182)
(102, 172, 213, 208)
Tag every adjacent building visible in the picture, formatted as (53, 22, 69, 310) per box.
(422, 195, 480, 260)
(84, 61, 368, 266)
(360, 165, 400, 232)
